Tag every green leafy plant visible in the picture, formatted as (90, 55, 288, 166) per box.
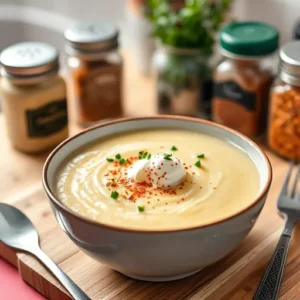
(145, 0, 233, 52)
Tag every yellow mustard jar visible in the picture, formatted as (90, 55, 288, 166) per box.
(0, 42, 68, 153)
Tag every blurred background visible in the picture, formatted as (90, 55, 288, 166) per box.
(0, 0, 299, 159)
(0, 0, 298, 56)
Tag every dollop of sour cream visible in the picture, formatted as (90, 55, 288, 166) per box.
(127, 153, 186, 189)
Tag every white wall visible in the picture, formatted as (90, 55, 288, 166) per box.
(0, 0, 299, 54)
(0, 1, 126, 51)
(232, 0, 300, 44)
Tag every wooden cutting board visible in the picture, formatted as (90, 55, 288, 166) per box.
(1, 52, 300, 299)
(1, 129, 300, 300)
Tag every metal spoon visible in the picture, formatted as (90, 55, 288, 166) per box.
(0, 203, 91, 300)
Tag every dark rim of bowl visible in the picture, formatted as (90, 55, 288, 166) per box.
(42, 115, 272, 234)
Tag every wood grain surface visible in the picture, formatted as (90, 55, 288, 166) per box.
(0, 52, 299, 300)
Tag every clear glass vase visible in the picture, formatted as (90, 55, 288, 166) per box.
(152, 45, 212, 118)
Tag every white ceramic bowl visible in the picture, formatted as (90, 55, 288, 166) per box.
(43, 116, 272, 282)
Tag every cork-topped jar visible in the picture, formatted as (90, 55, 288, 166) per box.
(0, 42, 68, 153)
(65, 21, 123, 127)
(212, 22, 279, 138)
(268, 41, 300, 161)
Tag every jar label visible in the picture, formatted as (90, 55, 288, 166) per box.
(213, 81, 256, 111)
(26, 99, 68, 137)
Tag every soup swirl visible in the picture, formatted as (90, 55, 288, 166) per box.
(56, 129, 260, 230)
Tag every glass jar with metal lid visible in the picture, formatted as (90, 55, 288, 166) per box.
(152, 44, 212, 118)
(212, 22, 279, 138)
(0, 42, 68, 153)
(268, 41, 300, 160)
(65, 21, 123, 127)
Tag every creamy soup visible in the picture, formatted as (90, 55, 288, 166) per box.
(56, 129, 260, 230)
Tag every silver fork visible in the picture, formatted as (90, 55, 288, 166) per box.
(253, 161, 300, 300)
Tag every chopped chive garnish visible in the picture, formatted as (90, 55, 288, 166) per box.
(110, 191, 119, 199)
(138, 205, 145, 212)
(195, 160, 201, 168)
(115, 153, 121, 160)
(142, 152, 148, 159)
(106, 158, 114, 162)
(171, 146, 178, 151)
(147, 153, 151, 159)
(119, 158, 126, 165)
(163, 153, 172, 160)
(197, 154, 205, 159)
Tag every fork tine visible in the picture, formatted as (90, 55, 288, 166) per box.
(289, 164, 300, 199)
(279, 160, 295, 198)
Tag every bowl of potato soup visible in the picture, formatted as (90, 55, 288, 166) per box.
(43, 116, 272, 281)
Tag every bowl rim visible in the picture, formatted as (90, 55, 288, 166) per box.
(42, 115, 272, 234)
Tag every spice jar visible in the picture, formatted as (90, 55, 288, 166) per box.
(268, 41, 300, 161)
(212, 22, 279, 137)
(65, 21, 123, 127)
(0, 42, 68, 153)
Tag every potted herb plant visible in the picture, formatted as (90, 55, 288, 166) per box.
(146, 0, 233, 117)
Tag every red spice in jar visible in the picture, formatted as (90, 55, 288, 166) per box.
(65, 21, 123, 127)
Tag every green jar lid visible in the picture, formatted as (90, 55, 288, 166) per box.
(220, 22, 279, 57)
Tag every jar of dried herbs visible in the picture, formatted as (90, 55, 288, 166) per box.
(212, 22, 279, 138)
(0, 42, 68, 153)
(268, 41, 300, 161)
(65, 21, 123, 127)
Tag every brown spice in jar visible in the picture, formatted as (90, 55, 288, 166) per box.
(213, 61, 273, 137)
(268, 84, 300, 160)
(71, 60, 123, 125)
